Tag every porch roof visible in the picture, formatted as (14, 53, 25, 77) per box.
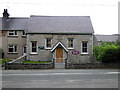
(51, 42, 68, 52)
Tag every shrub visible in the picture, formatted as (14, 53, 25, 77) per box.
(93, 41, 120, 63)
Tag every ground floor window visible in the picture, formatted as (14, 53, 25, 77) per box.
(8, 45, 17, 53)
(82, 41, 88, 54)
(23, 46, 26, 54)
(31, 41, 37, 54)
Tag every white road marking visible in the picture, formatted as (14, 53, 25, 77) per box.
(2, 72, 119, 76)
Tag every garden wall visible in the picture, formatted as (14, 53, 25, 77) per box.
(4, 62, 120, 69)
(66, 63, 120, 69)
(5, 63, 54, 70)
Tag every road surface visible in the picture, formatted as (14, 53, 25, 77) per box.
(1, 69, 119, 88)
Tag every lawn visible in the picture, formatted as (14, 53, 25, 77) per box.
(0, 59, 11, 64)
(23, 61, 52, 64)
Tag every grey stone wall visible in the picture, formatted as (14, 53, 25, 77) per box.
(5, 62, 54, 70)
(2, 30, 26, 59)
(27, 34, 93, 63)
(66, 63, 120, 69)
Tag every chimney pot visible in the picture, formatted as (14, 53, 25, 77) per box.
(3, 9, 9, 19)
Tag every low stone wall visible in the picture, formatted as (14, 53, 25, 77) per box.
(5, 63, 54, 70)
(66, 63, 120, 69)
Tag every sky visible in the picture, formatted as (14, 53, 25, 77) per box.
(0, 0, 119, 35)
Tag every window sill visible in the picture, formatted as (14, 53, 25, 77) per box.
(8, 52, 18, 54)
(45, 47, 52, 50)
(81, 53, 88, 55)
(30, 53, 38, 55)
(68, 47, 74, 49)
(7, 35, 18, 37)
(22, 35, 26, 38)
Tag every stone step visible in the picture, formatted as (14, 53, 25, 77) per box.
(55, 63, 65, 69)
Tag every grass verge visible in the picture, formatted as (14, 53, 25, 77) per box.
(0, 59, 11, 64)
(23, 61, 51, 64)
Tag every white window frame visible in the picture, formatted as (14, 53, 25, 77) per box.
(8, 31, 18, 36)
(8, 45, 17, 53)
(67, 38, 74, 49)
(45, 38, 52, 49)
(30, 41, 38, 54)
(81, 41, 88, 54)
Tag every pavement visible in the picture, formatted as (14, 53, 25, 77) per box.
(1, 69, 119, 88)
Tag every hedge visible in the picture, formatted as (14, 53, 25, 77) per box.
(93, 41, 120, 63)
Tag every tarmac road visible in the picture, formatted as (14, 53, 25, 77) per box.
(1, 69, 119, 88)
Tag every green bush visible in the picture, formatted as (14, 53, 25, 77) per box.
(0, 59, 11, 64)
(93, 41, 120, 63)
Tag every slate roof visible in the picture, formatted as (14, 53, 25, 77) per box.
(26, 16, 94, 34)
(95, 35, 119, 42)
(2, 17, 29, 30)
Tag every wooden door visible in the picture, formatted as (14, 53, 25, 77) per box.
(56, 48, 63, 63)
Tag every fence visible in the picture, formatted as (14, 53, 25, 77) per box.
(66, 63, 120, 69)
(5, 62, 54, 70)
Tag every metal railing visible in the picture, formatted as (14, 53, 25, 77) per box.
(9, 54, 26, 63)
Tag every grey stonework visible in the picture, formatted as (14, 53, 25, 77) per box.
(27, 34, 93, 63)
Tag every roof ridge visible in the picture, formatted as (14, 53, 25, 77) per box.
(30, 15, 90, 17)
(7, 17, 29, 19)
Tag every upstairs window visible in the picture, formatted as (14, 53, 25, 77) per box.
(46, 38, 52, 49)
(82, 41, 88, 54)
(8, 31, 18, 36)
(68, 38, 74, 49)
(31, 41, 37, 54)
(8, 45, 17, 53)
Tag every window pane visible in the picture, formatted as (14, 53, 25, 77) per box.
(32, 48, 36, 52)
(24, 47, 26, 53)
(9, 31, 14, 35)
(46, 38, 51, 48)
(84, 43, 87, 47)
(85, 48, 87, 52)
(14, 46, 17, 52)
(68, 38, 73, 48)
(15, 31, 17, 35)
(9, 45, 13, 48)
(82, 41, 88, 53)
(8, 45, 13, 52)
(71, 44, 73, 47)
(9, 48, 13, 52)
(22, 31, 26, 35)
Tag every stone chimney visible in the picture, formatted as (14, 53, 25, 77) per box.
(3, 9, 9, 19)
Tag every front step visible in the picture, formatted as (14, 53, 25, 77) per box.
(55, 63, 65, 69)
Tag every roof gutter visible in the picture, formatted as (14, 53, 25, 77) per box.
(26, 32, 93, 35)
